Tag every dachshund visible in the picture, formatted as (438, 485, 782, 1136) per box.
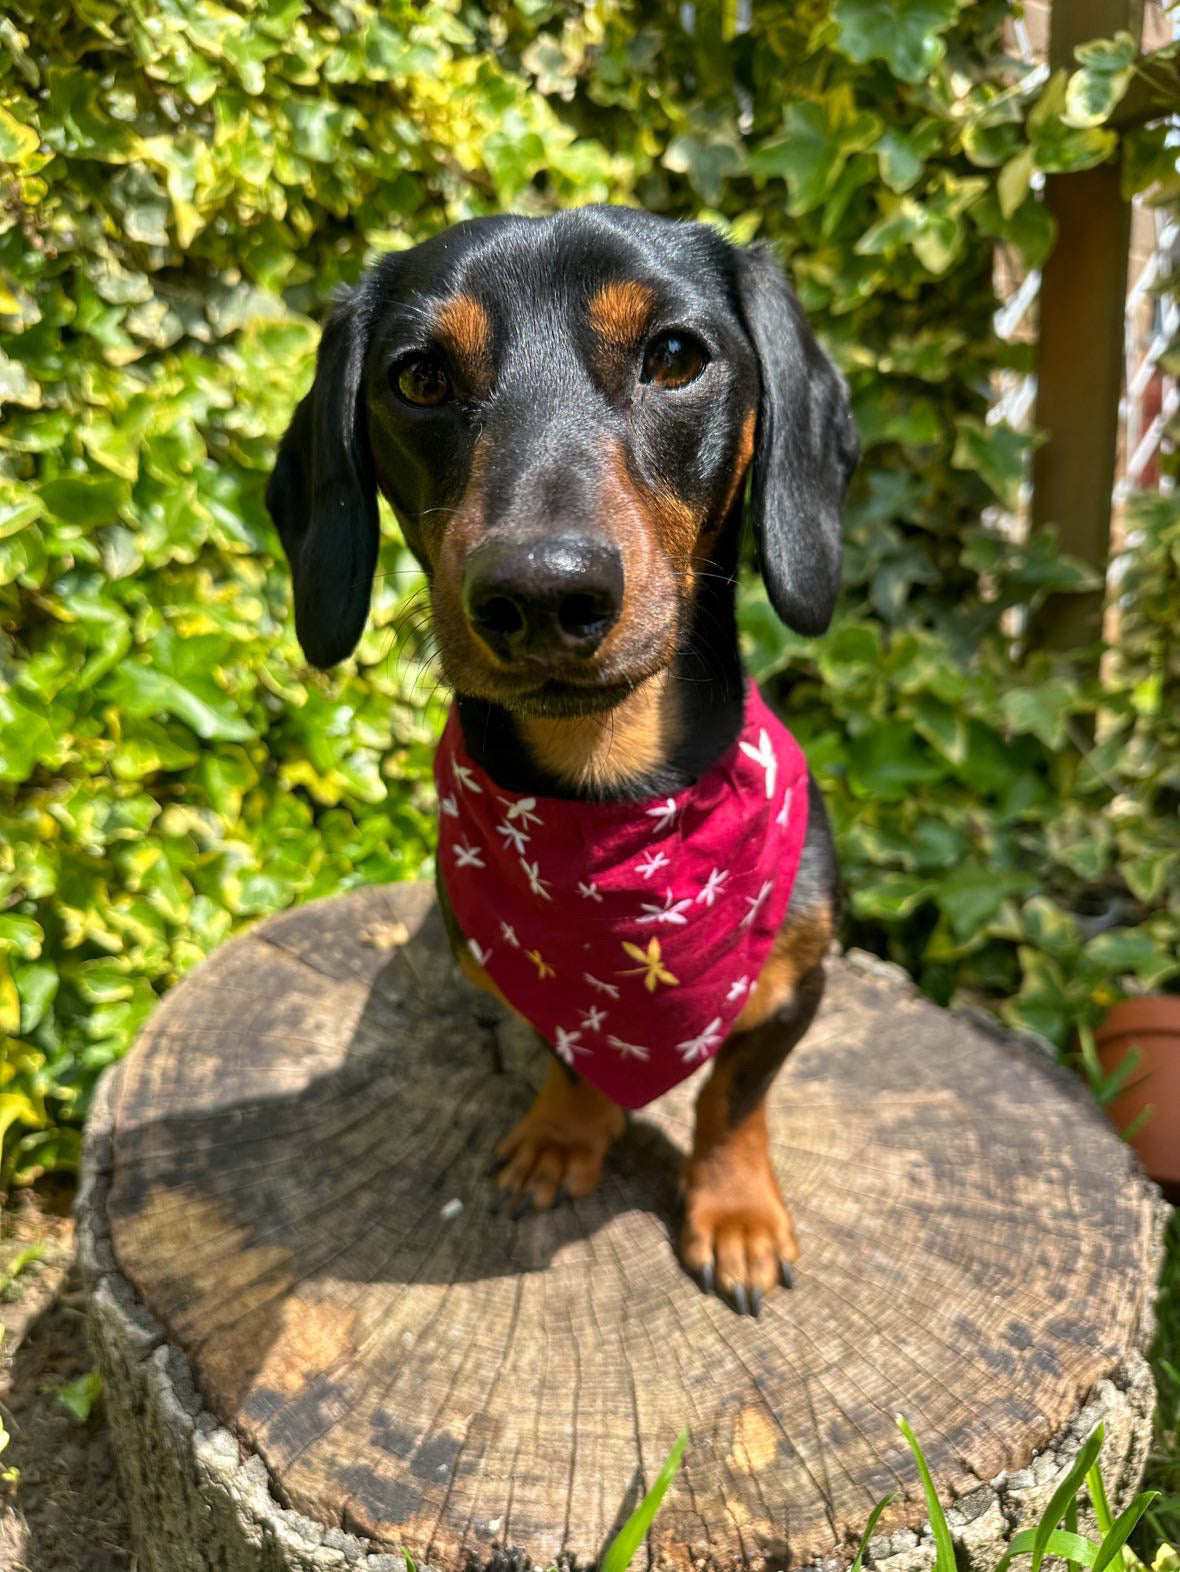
(266, 206, 859, 1316)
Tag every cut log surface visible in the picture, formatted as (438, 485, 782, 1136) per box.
(79, 882, 1165, 1572)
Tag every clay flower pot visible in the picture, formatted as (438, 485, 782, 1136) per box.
(1095, 995, 1180, 1193)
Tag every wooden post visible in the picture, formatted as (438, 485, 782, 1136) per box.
(1028, 0, 1144, 653)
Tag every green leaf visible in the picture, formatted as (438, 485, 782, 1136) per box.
(996, 1528, 1101, 1572)
(749, 94, 881, 214)
(1064, 33, 1136, 129)
(600, 1429, 687, 1572)
(56, 1369, 104, 1422)
(951, 417, 1029, 510)
(1091, 1493, 1159, 1572)
(1030, 1424, 1106, 1572)
(851, 1493, 899, 1572)
(896, 1415, 957, 1572)
(832, 0, 960, 82)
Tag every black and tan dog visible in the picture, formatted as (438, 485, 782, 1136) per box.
(266, 206, 859, 1315)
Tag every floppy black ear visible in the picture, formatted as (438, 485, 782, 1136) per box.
(736, 244, 859, 636)
(266, 277, 380, 669)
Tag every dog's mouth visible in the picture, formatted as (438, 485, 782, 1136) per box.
(492, 672, 644, 718)
(440, 629, 680, 719)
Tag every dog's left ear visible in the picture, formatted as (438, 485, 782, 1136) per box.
(265, 271, 383, 669)
(736, 244, 860, 636)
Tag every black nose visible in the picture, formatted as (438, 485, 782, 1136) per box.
(462, 535, 623, 660)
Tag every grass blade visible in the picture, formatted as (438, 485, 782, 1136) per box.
(1031, 1424, 1106, 1572)
(601, 1428, 687, 1572)
(850, 1493, 899, 1572)
(997, 1527, 1101, 1571)
(1087, 1452, 1116, 1572)
(1091, 1492, 1159, 1572)
(897, 1415, 957, 1572)
(1066, 1496, 1081, 1572)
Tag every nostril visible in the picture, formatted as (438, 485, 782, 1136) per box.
(558, 591, 616, 642)
(472, 593, 525, 640)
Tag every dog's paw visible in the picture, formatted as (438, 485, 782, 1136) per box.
(679, 1147, 798, 1315)
(492, 1066, 625, 1216)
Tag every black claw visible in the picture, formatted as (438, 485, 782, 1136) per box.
(779, 1260, 795, 1290)
(730, 1283, 749, 1316)
(485, 1152, 509, 1177)
(511, 1194, 534, 1222)
(490, 1187, 508, 1214)
(554, 1184, 571, 1209)
(696, 1263, 715, 1296)
(749, 1286, 763, 1318)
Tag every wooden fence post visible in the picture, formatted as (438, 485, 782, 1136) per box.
(1028, 0, 1144, 654)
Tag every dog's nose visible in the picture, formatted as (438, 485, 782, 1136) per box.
(462, 535, 623, 661)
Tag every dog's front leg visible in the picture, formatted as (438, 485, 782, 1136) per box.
(680, 962, 825, 1315)
(492, 1055, 625, 1216)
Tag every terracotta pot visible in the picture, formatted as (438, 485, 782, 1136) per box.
(1094, 995, 1180, 1193)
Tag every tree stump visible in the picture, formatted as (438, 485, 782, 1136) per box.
(78, 882, 1166, 1572)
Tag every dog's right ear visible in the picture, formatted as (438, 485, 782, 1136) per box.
(266, 275, 381, 669)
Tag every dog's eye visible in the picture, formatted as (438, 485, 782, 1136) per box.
(641, 332, 708, 389)
(393, 354, 450, 408)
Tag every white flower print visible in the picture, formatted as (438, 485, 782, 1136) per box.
(776, 785, 794, 829)
(695, 866, 729, 907)
(726, 974, 751, 1004)
(453, 763, 482, 794)
(467, 937, 492, 967)
(740, 879, 774, 929)
(584, 973, 621, 1000)
(519, 857, 552, 901)
(577, 880, 603, 902)
(645, 797, 677, 834)
(440, 793, 459, 819)
(499, 795, 542, 829)
(739, 727, 778, 801)
(676, 1017, 724, 1063)
(500, 921, 519, 947)
(496, 819, 530, 855)
(579, 1004, 607, 1032)
(607, 1034, 650, 1062)
(635, 848, 670, 881)
(554, 1026, 586, 1065)
(453, 839, 486, 869)
(635, 887, 693, 927)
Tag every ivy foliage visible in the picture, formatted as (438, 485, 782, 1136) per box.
(1, 0, 1177, 1182)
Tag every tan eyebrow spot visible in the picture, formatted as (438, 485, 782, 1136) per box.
(435, 294, 493, 374)
(717, 407, 758, 522)
(588, 280, 655, 345)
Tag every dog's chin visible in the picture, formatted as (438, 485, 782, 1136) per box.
(449, 657, 672, 720)
(502, 677, 642, 719)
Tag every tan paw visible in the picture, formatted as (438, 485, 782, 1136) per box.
(493, 1060, 625, 1216)
(680, 1145, 798, 1315)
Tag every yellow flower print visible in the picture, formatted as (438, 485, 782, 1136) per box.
(525, 948, 555, 980)
(619, 936, 680, 992)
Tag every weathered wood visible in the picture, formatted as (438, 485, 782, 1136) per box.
(79, 882, 1164, 1572)
(1028, 0, 1143, 654)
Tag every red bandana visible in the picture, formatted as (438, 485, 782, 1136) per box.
(434, 684, 809, 1109)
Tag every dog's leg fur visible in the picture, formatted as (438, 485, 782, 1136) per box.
(680, 777, 838, 1312)
(492, 1057, 626, 1214)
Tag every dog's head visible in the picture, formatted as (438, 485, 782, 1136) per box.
(266, 207, 858, 716)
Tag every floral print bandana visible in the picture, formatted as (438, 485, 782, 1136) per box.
(434, 683, 809, 1109)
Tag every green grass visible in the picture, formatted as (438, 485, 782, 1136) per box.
(1139, 1206, 1180, 1555)
(589, 1414, 1173, 1572)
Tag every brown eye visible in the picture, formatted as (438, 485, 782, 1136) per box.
(393, 355, 450, 407)
(641, 331, 708, 389)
